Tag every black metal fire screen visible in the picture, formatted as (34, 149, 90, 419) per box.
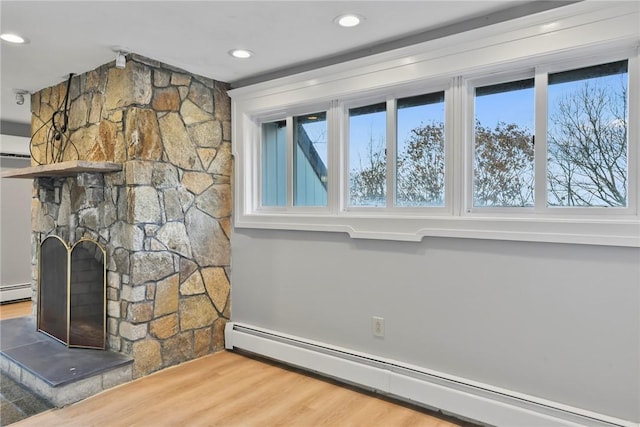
(38, 236, 106, 350)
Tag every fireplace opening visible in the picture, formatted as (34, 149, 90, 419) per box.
(38, 236, 106, 349)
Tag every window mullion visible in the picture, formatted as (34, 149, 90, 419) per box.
(254, 120, 262, 212)
(629, 50, 639, 215)
(328, 100, 341, 215)
(386, 98, 396, 209)
(286, 116, 294, 208)
(449, 77, 464, 217)
(340, 103, 349, 212)
(534, 68, 548, 212)
(464, 79, 475, 214)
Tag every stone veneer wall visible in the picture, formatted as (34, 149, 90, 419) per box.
(29, 54, 231, 377)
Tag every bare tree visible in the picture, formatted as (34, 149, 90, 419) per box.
(350, 80, 626, 208)
(349, 133, 386, 206)
(547, 80, 627, 207)
(350, 121, 535, 207)
(474, 121, 534, 207)
(396, 121, 445, 206)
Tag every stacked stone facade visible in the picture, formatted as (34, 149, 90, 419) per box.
(29, 54, 231, 377)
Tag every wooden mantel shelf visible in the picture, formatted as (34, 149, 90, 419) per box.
(1, 160, 122, 179)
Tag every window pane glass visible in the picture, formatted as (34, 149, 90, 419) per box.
(349, 103, 387, 207)
(547, 60, 628, 207)
(396, 92, 445, 207)
(294, 112, 328, 206)
(262, 120, 286, 206)
(474, 79, 535, 207)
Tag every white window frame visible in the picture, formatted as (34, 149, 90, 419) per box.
(258, 117, 288, 211)
(341, 94, 390, 213)
(534, 53, 638, 216)
(463, 51, 637, 217)
(465, 69, 537, 214)
(339, 82, 452, 216)
(230, 1, 640, 246)
(391, 85, 453, 214)
(255, 103, 333, 215)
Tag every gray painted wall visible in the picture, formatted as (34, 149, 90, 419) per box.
(0, 157, 32, 290)
(231, 228, 640, 422)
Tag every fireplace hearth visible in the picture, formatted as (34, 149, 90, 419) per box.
(0, 316, 132, 407)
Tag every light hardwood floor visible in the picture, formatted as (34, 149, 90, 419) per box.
(2, 301, 472, 427)
(0, 300, 31, 320)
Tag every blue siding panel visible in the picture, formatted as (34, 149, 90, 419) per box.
(262, 123, 287, 206)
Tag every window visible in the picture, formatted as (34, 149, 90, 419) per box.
(348, 103, 387, 207)
(470, 60, 631, 211)
(260, 112, 329, 208)
(396, 92, 446, 207)
(347, 93, 447, 209)
(547, 60, 628, 208)
(233, 2, 638, 246)
(473, 79, 535, 208)
(294, 112, 328, 207)
(262, 120, 286, 207)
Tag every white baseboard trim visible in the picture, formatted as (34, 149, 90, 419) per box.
(225, 322, 638, 427)
(0, 283, 31, 303)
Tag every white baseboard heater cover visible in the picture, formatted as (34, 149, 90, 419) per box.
(225, 322, 637, 427)
(0, 283, 31, 303)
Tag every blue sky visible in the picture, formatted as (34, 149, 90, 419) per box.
(475, 88, 534, 132)
(310, 70, 627, 175)
(348, 87, 534, 173)
(300, 117, 328, 166)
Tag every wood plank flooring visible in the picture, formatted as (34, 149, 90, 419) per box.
(0, 300, 31, 320)
(12, 351, 470, 427)
(2, 301, 473, 426)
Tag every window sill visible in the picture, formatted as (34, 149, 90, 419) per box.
(234, 213, 640, 247)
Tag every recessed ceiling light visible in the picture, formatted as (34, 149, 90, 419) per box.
(0, 33, 28, 44)
(335, 14, 364, 28)
(229, 49, 253, 59)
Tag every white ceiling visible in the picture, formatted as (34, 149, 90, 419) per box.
(1, 1, 572, 130)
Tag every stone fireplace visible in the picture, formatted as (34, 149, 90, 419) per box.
(27, 54, 231, 378)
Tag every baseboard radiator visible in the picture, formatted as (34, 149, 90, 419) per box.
(225, 322, 636, 427)
(0, 283, 31, 303)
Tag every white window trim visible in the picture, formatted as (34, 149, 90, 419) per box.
(340, 86, 452, 214)
(231, 1, 640, 247)
(256, 104, 333, 214)
(464, 69, 536, 212)
(341, 95, 389, 211)
(463, 53, 636, 216)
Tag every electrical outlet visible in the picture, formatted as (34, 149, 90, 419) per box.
(372, 316, 385, 337)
